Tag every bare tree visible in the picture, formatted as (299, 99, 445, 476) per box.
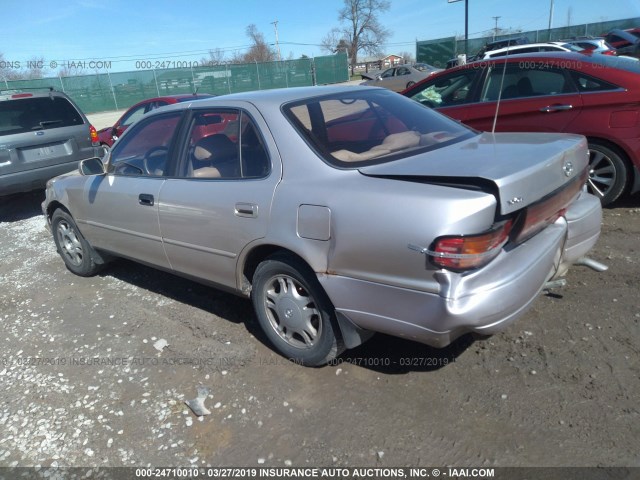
(322, 0, 391, 73)
(397, 51, 415, 64)
(58, 63, 86, 78)
(23, 56, 46, 79)
(201, 48, 226, 67)
(0, 53, 16, 82)
(243, 24, 276, 63)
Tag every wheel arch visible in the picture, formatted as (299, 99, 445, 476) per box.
(240, 243, 373, 350)
(45, 200, 70, 223)
(240, 244, 312, 293)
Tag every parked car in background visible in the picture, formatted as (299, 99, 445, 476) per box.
(480, 42, 584, 59)
(97, 94, 213, 146)
(0, 88, 99, 196)
(603, 29, 640, 58)
(562, 37, 616, 55)
(43, 86, 604, 366)
(360, 64, 440, 91)
(446, 36, 533, 68)
(403, 52, 640, 205)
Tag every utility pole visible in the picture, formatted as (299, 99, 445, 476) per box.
(492, 16, 501, 40)
(271, 20, 282, 61)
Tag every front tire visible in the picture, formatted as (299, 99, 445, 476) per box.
(51, 209, 102, 277)
(587, 142, 628, 206)
(251, 254, 343, 366)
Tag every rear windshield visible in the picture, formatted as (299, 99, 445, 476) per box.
(0, 96, 84, 136)
(282, 89, 475, 167)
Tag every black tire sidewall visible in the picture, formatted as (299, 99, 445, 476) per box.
(588, 142, 628, 206)
(251, 255, 340, 366)
(51, 209, 99, 277)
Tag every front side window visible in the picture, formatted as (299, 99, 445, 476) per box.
(120, 104, 147, 127)
(283, 89, 475, 167)
(108, 112, 182, 176)
(407, 70, 477, 107)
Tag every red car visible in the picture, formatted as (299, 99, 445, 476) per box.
(402, 52, 640, 205)
(97, 94, 213, 146)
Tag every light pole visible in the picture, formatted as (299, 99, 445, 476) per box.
(548, 0, 554, 39)
(448, 0, 469, 56)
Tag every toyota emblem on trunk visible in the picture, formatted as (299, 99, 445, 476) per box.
(563, 161, 574, 177)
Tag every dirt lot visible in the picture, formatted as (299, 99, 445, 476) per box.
(0, 190, 638, 469)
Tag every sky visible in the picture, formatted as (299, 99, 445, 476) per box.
(1, 0, 639, 74)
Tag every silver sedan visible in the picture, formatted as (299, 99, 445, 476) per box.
(360, 64, 440, 92)
(42, 86, 605, 366)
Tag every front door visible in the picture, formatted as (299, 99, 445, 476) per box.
(76, 111, 183, 269)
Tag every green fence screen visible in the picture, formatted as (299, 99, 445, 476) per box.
(417, 17, 640, 67)
(1, 53, 349, 114)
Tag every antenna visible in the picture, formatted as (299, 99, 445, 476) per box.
(491, 45, 510, 133)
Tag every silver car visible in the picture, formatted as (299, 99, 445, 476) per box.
(1, 88, 98, 196)
(42, 86, 605, 366)
(360, 64, 439, 92)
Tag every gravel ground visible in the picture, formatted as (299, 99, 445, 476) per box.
(0, 190, 638, 469)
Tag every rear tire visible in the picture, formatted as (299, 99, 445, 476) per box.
(51, 209, 102, 277)
(586, 142, 628, 206)
(251, 254, 344, 366)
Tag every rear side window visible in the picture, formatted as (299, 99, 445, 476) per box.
(482, 65, 575, 101)
(0, 97, 84, 136)
(569, 72, 619, 92)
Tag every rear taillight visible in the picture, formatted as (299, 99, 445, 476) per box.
(11, 93, 33, 98)
(89, 125, 99, 144)
(513, 169, 586, 243)
(430, 220, 513, 271)
(602, 50, 616, 56)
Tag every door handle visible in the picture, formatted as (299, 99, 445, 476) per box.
(138, 193, 154, 206)
(540, 104, 573, 113)
(235, 202, 257, 218)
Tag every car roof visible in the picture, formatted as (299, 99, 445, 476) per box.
(487, 42, 570, 52)
(153, 85, 377, 112)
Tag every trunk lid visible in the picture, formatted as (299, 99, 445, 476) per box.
(359, 132, 589, 215)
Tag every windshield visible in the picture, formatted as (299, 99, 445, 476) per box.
(283, 88, 475, 167)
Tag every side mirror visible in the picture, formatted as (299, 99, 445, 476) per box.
(79, 157, 106, 176)
(376, 75, 383, 81)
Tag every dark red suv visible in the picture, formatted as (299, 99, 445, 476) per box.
(97, 94, 213, 146)
(403, 52, 640, 205)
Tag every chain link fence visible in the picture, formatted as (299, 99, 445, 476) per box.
(1, 53, 349, 114)
(417, 17, 640, 67)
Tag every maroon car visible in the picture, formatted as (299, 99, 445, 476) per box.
(97, 94, 213, 146)
(402, 52, 640, 205)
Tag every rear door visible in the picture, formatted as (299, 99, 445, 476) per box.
(158, 106, 280, 289)
(462, 63, 583, 132)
